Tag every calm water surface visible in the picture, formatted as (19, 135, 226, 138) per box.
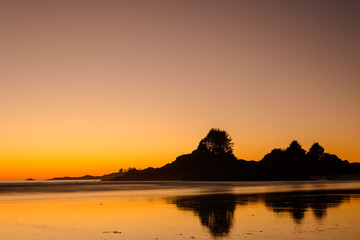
(0, 180, 360, 240)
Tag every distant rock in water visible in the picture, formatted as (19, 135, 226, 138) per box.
(26, 178, 35, 181)
(103, 128, 360, 181)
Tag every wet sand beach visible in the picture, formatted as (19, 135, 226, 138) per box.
(1, 180, 360, 240)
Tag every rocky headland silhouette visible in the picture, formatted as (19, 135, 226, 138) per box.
(103, 128, 360, 181)
(49, 175, 102, 180)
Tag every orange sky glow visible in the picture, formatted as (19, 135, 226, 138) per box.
(1, 0, 359, 179)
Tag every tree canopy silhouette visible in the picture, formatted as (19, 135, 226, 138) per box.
(197, 128, 234, 154)
(285, 140, 306, 157)
(307, 142, 325, 162)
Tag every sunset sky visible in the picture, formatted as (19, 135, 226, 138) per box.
(1, 0, 359, 179)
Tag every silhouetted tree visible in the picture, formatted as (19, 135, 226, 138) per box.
(321, 153, 344, 167)
(307, 143, 324, 162)
(198, 128, 234, 154)
(261, 148, 285, 164)
(285, 140, 306, 161)
(286, 140, 306, 154)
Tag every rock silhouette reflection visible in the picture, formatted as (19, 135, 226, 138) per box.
(263, 191, 351, 224)
(172, 191, 358, 237)
(173, 195, 237, 237)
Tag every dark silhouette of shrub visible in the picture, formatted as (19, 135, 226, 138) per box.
(285, 140, 306, 161)
(307, 142, 325, 162)
(197, 128, 234, 155)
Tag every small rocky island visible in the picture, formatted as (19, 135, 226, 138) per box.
(103, 128, 360, 181)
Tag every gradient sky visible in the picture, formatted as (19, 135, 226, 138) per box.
(1, 0, 360, 179)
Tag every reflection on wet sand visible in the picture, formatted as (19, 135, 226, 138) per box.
(171, 190, 360, 237)
(263, 192, 350, 223)
(174, 195, 237, 237)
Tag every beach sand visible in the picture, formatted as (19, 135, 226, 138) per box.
(1, 181, 360, 240)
